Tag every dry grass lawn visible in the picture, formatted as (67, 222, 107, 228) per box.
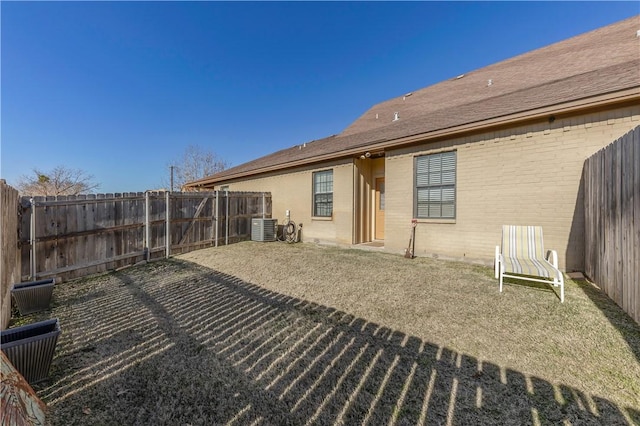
(21, 241, 640, 424)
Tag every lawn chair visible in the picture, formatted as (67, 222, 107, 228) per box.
(495, 225, 564, 302)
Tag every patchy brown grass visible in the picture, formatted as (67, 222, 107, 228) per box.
(22, 241, 640, 424)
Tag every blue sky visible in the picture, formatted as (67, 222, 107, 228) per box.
(2, 2, 638, 193)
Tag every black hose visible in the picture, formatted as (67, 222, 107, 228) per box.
(283, 220, 296, 243)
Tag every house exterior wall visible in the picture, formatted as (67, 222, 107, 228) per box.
(206, 103, 638, 272)
(385, 104, 640, 271)
(211, 159, 355, 245)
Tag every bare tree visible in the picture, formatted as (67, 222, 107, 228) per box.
(16, 166, 100, 196)
(166, 145, 228, 191)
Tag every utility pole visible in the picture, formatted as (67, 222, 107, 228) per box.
(170, 165, 175, 192)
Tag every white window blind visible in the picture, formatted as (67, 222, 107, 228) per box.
(415, 151, 456, 219)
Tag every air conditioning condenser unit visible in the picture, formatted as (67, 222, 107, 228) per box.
(251, 218, 277, 242)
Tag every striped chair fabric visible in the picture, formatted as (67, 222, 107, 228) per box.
(501, 225, 561, 281)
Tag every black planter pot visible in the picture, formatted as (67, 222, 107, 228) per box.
(11, 278, 55, 315)
(1, 318, 61, 384)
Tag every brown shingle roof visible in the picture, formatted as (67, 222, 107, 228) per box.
(187, 16, 640, 187)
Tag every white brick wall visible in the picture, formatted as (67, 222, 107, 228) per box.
(213, 159, 354, 245)
(211, 104, 639, 272)
(385, 105, 640, 271)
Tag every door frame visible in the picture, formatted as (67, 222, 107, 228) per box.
(374, 177, 385, 240)
(353, 157, 385, 245)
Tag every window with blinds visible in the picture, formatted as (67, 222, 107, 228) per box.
(313, 169, 333, 217)
(415, 151, 456, 219)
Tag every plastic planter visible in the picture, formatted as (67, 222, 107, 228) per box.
(11, 278, 55, 315)
(1, 318, 61, 384)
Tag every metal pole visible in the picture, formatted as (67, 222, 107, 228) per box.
(170, 166, 174, 193)
(165, 191, 171, 258)
(215, 190, 219, 247)
(30, 198, 36, 280)
(225, 190, 229, 246)
(145, 191, 150, 261)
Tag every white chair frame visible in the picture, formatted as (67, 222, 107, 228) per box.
(495, 225, 565, 302)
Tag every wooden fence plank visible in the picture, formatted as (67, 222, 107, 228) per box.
(621, 133, 632, 316)
(614, 141, 622, 306)
(584, 126, 640, 324)
(628, 127, 640, 323)
(0, 181, 21, 330)
(17, 191, 271, 281)
(64, 195, 76, 271)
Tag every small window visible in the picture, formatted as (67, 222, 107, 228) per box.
(220, 185, 229, 191)
(415, 151, 456, 219)
(313, 170, 333, 217)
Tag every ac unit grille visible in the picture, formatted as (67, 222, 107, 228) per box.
(251, 218, 277, 242)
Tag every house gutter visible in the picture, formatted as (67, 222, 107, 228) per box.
(186, 87, 640, 188)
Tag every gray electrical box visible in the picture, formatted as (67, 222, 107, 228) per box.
(251, 218, 277, 242)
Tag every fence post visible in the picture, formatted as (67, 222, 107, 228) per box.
(145, 191, 150, 261)
(165, 191, 171, 258)
(215, 191, 219, 248)
(225, 190, 229, 246)
(29, 198, 36, 280)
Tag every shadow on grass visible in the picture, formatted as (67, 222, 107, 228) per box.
(36, 259, 637, 425)
(569, 163, 640, 364)
(574, 277, 640, 365)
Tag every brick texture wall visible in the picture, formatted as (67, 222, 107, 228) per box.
(213, 159, 354, 245)
(385, 104, 640, 271)
(210, 104, 638, 272)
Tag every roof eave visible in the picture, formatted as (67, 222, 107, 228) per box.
(185, 87, 640, 188)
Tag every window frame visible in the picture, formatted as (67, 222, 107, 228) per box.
(414, 151, 457, 220)
(312, 169, 334, 218)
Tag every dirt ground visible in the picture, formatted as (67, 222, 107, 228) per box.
(25, 241, 640, 425)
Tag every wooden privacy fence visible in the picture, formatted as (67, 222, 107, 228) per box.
(1, 180, 21, 330)
(584, 126, 639, 324)
(20, 191, 272, 282)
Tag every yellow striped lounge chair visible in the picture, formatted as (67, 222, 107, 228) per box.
(495, 225, 565, 302)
